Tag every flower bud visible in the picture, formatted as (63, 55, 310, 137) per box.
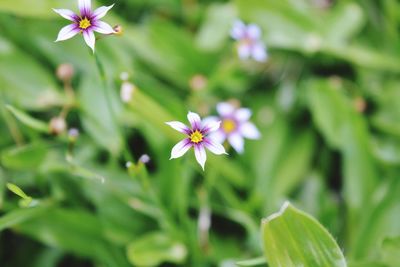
(49, 117, 67, 135)
(56, 63, 74, 82)
(113, 25, 123, 36)
(120, 82, 136, 103)
(139, 154, 151, 164)
(189, 74, 207, 91)
(68, 128, 80, 142)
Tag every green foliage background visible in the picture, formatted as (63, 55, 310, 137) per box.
(0, 0, 400, 266)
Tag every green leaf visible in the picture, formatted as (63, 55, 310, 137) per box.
(1, 143, 48, 170)
(0, 36, 63, 110)
(196, 3, 237, 51)
(381, 237, 400, 267)
(0, 206, 48, 231)
(6, 105, 48, 133)
(127, 232, 187, 267)
(262, 202, 347, 267)
(6, 183, 31, 200)
(236, 257, 267, 266)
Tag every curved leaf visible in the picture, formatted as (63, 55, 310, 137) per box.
(262, 202, 347, 267)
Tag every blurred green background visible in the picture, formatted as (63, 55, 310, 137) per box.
(1, 0, 400, 266)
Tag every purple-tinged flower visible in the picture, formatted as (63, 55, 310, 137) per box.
(205, 102, 261, 154)
(53, 0, 115, 52)
(230, 20, 267, 62)
(166, 112, 227, 170)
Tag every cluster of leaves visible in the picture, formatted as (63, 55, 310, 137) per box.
(0, 0, 400, 266)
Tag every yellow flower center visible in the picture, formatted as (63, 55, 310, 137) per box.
(222, 119, 236, 134)
(79, 17, 91, 29)
(190, 130, 203, 144)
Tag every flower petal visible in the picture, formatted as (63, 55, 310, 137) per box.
(216, 102, 235, 117)
(204, 138, 227, 155)
(238, 43, 251, 60)
(53, 9, 78, 21)
(202, 120, 221, 134)
(187, 111, 201, 129)
(165, 121, 190, 134)
(55, 24, 80, 42)
(240, 122, 261, 139)
(252, 42, 267, 62)
(209, 131, 226, 145)
(228, 133, 244, 154)
(92, 4, 114, 20)
(83, 30, 96, 52)
(194, 145, 207, 170)
(235, 108, 252, 122)
(79, 0, 91, 16)
(231, 20, 246, 40)
(247, 24, 261, 40)
(170, 139, 192, 159)
(92, 21, 115, 34)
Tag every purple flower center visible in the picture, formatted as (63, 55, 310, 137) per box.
(189, 130, 204, 144)
(78, 17, 92, 29)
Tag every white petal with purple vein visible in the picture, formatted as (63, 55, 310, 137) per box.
(240, 122, 261, 139)
(165, 121, 189, 134)
(203, 120, 221, 134)
(209, 131, 226, 145)
(83, 30, 96, 52)
(53, 9, 77, 21)
(187, 112, 201, 129)
(79, 0, 91, 15)
(170, 139, 192, 159)
(92, 4, 114, 19)
(228, 133, 244, 154)
(216, 102, 234, 117)
(194, 145, 207, 170)
(204, 139, 227, 155)
(93, 21, 115, 34)
(55, 24, 80, 42)
(235, 108, 252, 122)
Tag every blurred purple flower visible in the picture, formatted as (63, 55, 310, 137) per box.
(205, 102, 261, 154)
(166, 112, 227, 170)
(53, 0, 115, 52)
(231, 20, 267, 62)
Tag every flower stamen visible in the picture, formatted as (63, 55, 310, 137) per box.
(79, 17, 91, 29)
(190, 130, 203, 144)
(222, 119, 236, 134)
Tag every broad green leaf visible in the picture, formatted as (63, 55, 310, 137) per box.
(0, 36, 63, 110)
(262, 202, 347, 267)
(6, 105, 49, 133)
(127, 232, 187, 267)
(79, 75, 123, 156)
(1, 143, 48, 170)
(17, 208, 131, 267)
